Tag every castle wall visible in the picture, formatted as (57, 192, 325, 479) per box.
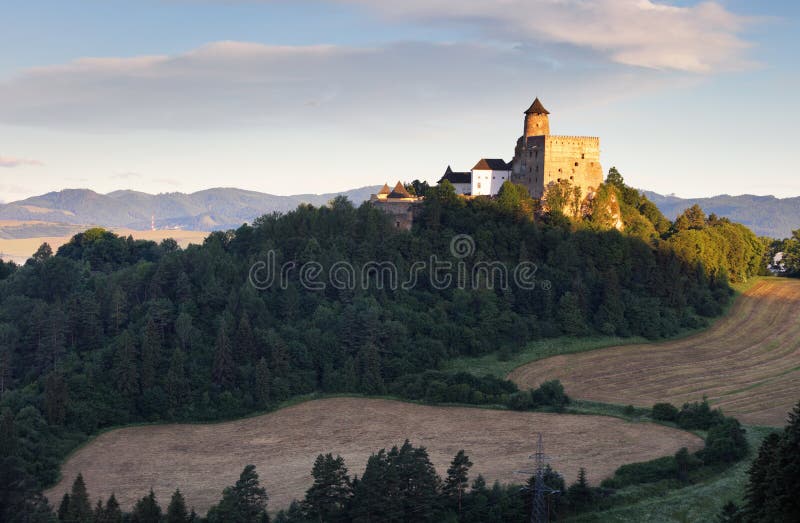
(371, 199, 420, 231)
(512, 135, 546, 197)
(542, 136, 603, 200)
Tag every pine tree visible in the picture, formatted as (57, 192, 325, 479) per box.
(209, 464, 268, 522)
(212, 321, 234, 388)
(131, 489, 162, 523)
(93, 498, 105, 522)
(112, 330, 139, 398)
(66, 473, 92, 522)
(109, 287, 128, 334)
(254, 358, 271, 408)
(104, 494, 123, 523)
(44, 372, 68, 426)
(444, 449, 472, 516)
(305, 453, 352, 522)
(0, 409, 15, 457)
(357, 343, 384, 395)
(234, 315, 256, 363)
(175, 312, 193, 352)
(166, 348, 190, 413)
(166, 489, 189, 523)
(566, 468, 594, 512)
(140, 318, 162, 391)
(57, 493, 70, 522)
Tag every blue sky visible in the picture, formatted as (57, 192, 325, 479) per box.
(0, 0, 798, 201)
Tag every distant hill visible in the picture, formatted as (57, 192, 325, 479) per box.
(0, 186, 380, 233)
(1, 186, 797, 239)
(643, 192, 800, 239)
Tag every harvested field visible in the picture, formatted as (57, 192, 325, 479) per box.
(44, 397, 701, 513)
(510, 278, 800, 427)
(0, 227, 208, 263)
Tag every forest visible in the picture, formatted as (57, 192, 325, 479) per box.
(0, 170, 766, 520)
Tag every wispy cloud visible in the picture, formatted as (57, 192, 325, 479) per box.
(240, 0, 755, 72)
(0, 40, 683, 131)
(0, 155, 43, 168)
(111, 171, 143, 179)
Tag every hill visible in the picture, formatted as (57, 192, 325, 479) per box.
(644, 191, 800, 239)
(0, 186, 380, 232)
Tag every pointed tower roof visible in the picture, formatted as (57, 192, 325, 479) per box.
(388, 181, 412, 199)
(377, 183, 391, 195)
(525, 97, 549, 115)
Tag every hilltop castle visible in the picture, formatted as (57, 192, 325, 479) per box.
(439, 97, 603, 202)
(511, 98, 603, 200)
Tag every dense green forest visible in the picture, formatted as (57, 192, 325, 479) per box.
(0, 170, 765, 520)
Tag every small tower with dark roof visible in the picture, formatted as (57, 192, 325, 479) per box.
(524, 97, 550, 137)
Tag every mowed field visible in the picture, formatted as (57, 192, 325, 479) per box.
(0, 227, 209, 264)
(44, 398, 701, 513)
(510, 278, 800, 426)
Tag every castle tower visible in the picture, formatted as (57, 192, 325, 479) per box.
(524, 97, 550, 137)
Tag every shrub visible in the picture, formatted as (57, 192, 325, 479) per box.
(652, 402, 679, 422)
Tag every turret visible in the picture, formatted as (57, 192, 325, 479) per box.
(524, 97, 550, 137)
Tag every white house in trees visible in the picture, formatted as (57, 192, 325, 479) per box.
(471, 158, 511, 196)
(437, 159, 511, 196)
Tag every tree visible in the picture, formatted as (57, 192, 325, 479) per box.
(254, 358, 271, 408)
(44, 372, 68, 426)
(304, 453, 352, 522)
(606, 166, 624, 187)
(717, 501, 742, 522)
(32, 243, 53, 263)
(209, 464, 269, 522)
(167, 489, 189, 523)
(357, 343, 384, 395)
(166, 348, 190, 413)
(566, 468, 594, 511)
(131, 489, 162, 523)
(443, 449, 473, 516)
(103, 494, 123, 523)
(112, 330, 139, 398)
(65, 473, 92, 523)
(212, 321, 234, 389)
(235, 315, 256, 363)
(140, 318, 162, 391)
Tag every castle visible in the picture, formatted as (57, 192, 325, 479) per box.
(372, 97, 604, 230)
(439, 97, 603, 202)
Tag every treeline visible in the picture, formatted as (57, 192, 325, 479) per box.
(0, 168, 763, 516)
(46, 442, 613, 522)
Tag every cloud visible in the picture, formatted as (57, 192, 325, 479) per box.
(0, 156, 43, 168)
(111, 171, 143, 179)
(0, 39, 683, 131)
(323, 0, 755, 72)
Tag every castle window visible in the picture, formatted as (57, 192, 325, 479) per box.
(574, 162, 579, 167)
(395, 221, 400, 228)
(581, 153, 585, 159)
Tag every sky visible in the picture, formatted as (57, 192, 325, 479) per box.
(0, 0, 798, 202)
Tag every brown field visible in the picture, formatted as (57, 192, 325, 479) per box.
(44, 397, 701, 513)
(510, 278, 800, 427)
(0, 227, 209, 263)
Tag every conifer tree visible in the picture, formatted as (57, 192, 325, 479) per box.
(167, 489, 189, 523)
(254, 358, 270, 408)
(131, 489, 162, 523)
(44, 372, 68, 426)
(166, 347, 189, 413)
(212, 322, 234, 388)
(566, 468, 594, 511)
(234, 315, 256, 363)
(444, 449, 473, 516)
(357, 343, 384, 395)
(112, 330, 139, 398)
(304, 453, 352, 522)
(104, 494, 123, 523)
(140, 318, 162, 390)
(66, 473, 92, 522)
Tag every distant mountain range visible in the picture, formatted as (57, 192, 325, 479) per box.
(643, 192, 800, 239)
(0, 186, 380, 234)
(0, 187, 797, 239)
